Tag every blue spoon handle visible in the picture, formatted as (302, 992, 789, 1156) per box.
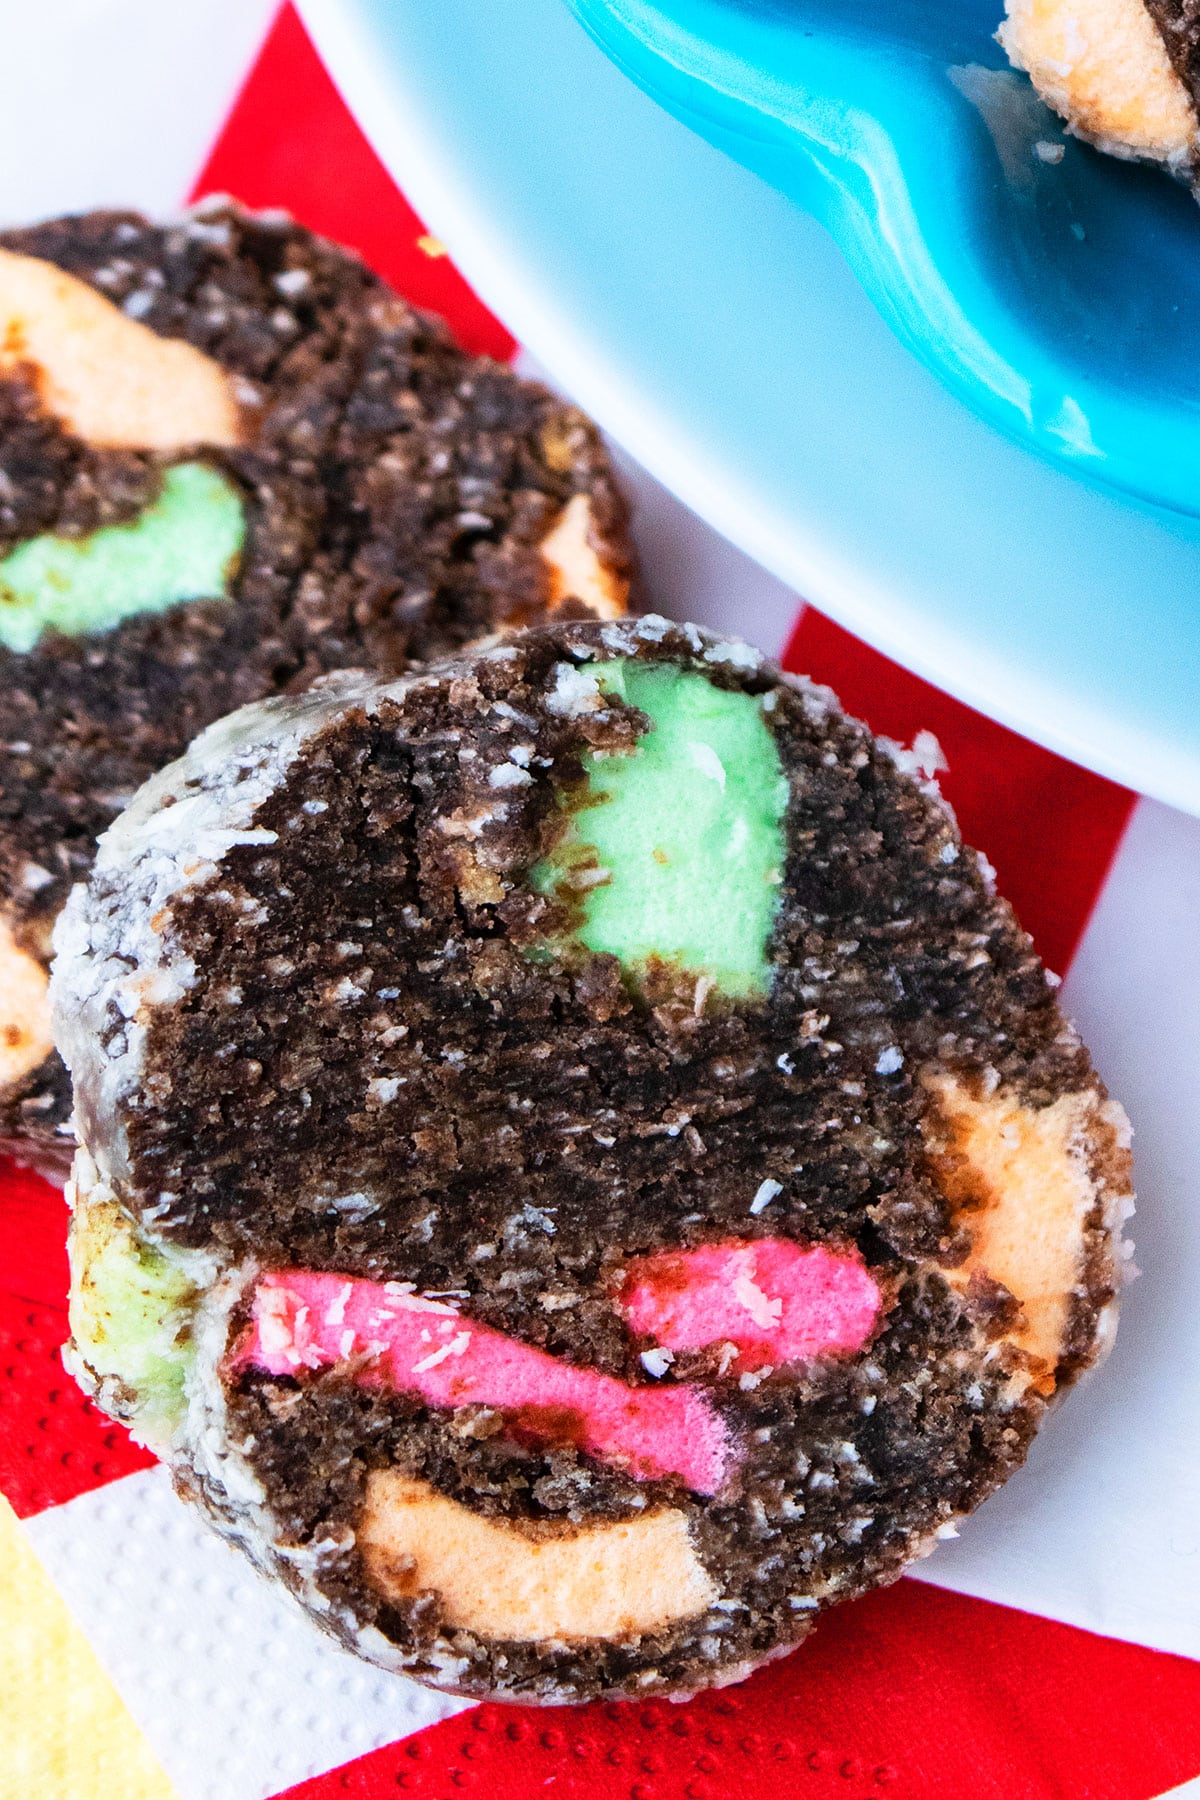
(566, 0, 1200, 516)
(572, 3, 1026, 401)
(572, 0, 893, 225)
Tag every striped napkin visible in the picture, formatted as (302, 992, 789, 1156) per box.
(2, 9, 1199, 1797)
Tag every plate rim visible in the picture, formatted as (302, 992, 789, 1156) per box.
(296, 0, 1200, 814)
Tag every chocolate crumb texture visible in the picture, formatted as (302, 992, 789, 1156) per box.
(53, 616, 1133, 1704)
(0, 201, 632, 1174)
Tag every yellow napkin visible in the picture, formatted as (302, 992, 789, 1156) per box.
(0, 1493, 176, 1800)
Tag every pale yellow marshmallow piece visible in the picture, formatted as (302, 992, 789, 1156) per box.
(1000, 0, 1198, 165)
(0, 920, 54, 1088)
(0, 247, 242, 451)
(359, 1472, 716, 1642)
(923, 1071, 1114, 1388)
(539, 493, 628, 621)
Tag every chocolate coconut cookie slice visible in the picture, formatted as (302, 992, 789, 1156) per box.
(0, 203, 629, 1175)
(52, 616, 1132, 1703)
(999, 0, 1200, 179)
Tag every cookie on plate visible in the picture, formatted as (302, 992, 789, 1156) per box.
(999, 0, 1200, 179)
(0, 202, 629, 1174)
(52, 616, 1132, 1703)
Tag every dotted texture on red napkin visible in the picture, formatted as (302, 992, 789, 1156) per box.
(277, 1582, 1200, 1800)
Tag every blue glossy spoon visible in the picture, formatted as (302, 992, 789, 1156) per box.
(567, 0, 1200, 516)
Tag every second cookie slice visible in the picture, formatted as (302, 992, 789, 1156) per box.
(0, 202, 628, 1171)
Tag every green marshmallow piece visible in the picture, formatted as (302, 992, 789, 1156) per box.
(68, 1194, 198, 1449)
(533, 661, 788, 996)
(0, 460, 244, 653)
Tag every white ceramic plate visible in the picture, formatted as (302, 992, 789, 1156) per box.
(300, 0, 1200, 813)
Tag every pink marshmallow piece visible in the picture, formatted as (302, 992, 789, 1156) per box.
(620, 1238, 881, 1371)
(236, 1270, 733, 1494)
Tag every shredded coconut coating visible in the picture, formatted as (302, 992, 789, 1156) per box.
(55, 616, 1132, 1704)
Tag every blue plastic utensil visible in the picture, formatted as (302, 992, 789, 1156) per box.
(567, 0, 1200, 516)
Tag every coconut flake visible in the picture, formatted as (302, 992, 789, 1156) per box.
(546, 662, 603, 717)
(750, 1178, 782, 1216)
(687, 741, 726, 788)
(733, 1273, 783, 1331)
(488, 761, 533, 790)
(411, 1331, 472, 1373)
